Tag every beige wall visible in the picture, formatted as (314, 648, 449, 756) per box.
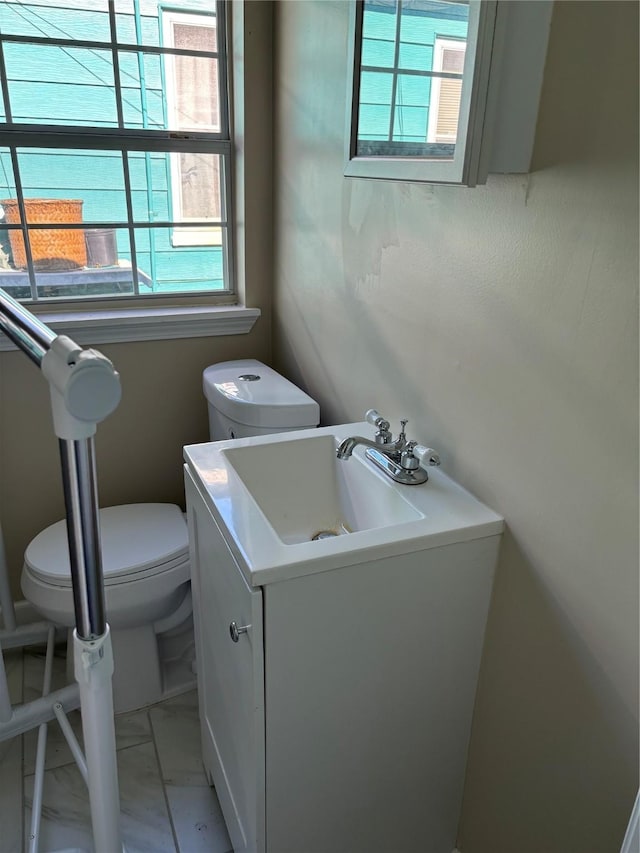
(0, 0, 273, 597)
(272, 2, 638, 851)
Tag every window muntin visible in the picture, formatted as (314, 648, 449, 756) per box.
(0, 0, 231, 303)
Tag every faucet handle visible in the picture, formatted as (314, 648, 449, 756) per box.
(411, 443, 441, 467)
(365, 409, 388, 429)
(365, 409, 393, 444)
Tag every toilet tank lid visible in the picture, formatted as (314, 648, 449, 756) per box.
(24, 504, 189, 583)
(202, 359, 319, 429)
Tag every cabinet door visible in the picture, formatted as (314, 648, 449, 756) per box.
(185, 468, 265, 853)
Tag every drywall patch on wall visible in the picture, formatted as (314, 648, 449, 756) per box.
(341, 180, 400, 296)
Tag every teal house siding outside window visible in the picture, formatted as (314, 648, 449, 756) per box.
(0, 0, 228, 302)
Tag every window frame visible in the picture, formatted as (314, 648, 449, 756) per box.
(345, 0, 499, 186)
(0, 0, 234, 306)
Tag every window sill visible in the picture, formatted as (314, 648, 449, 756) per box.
(0, 304, 261, 351)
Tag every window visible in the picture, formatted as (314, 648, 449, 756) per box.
(345, 0, 554, 187)
(0, 0, 232, 303)
(346, 0, 482, 184)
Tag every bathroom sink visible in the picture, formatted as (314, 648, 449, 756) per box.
(223, 433, 422, 544)
(184, 422, 504, 585)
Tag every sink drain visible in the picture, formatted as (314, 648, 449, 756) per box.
(311, 530, 339, 541)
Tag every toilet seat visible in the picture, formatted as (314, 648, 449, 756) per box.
(24, 503, 189, 588)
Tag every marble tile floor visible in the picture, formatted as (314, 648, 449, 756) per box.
(0, 646, 233, 853)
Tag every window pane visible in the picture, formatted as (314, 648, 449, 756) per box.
(359, 71, 394, 107)
(126, 150, 223, 226)
(0, 149, 18, 200)
(127, 151, 170, 223)
(174, 54, 219, 129)
(132, 226, 225, 293)
(165, 51, 219, 131)
(361, 37, 395, 69)
(396, 73, 431, 108)
(118, 49, 219, 132)
(399, 0, 469, 44)
(393, 106, 428, 141)
(357, 104, 392, 143)
(14, 148, 129, 224)
(0, 149, 18, 277)
(119, 51, 166, 129)
(175, 153, 221, 221)
(116, 0, 216, 48)
(363, 1, 397, 42)
(357, 72, 394, 145)
(3, 43, 118, 126)
(398, 42, 434, 72)
(0, 0, 111, 42)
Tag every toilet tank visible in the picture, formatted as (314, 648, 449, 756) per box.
(203, 359, 320, 440)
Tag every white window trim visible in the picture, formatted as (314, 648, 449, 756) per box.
(426, 37, 467, 145)
(162, 10, 221, 248)
(0, 304, 260, 351)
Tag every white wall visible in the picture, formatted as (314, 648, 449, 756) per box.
(272, 1, 639, 850)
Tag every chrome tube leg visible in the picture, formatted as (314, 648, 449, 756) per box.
(58, 438, 106, 639)
(59, 437, 122, 850)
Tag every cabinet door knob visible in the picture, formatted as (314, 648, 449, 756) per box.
(229, 621, 250, 643)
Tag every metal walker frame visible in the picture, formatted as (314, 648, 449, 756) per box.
(0, 286, 123, 852)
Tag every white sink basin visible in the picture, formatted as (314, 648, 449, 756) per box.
(184, 422, 504, 585)
(223, 434, 422, 544)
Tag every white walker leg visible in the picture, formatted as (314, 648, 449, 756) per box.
(74, 626, 123, 853)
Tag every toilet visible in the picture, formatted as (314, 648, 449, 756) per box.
(21, 359, 319, 713)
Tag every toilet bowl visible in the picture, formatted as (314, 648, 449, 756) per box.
(22, 503, 191, 713)
(21, 359, 319, 713)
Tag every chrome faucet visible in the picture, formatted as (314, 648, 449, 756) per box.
(336, 410, 440, 485)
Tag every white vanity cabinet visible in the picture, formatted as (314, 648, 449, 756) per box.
(186, 467, 265, 851)
(184, 454, 502, 853)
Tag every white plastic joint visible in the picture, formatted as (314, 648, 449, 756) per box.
(41, 335, 122, 440)
(73, 626, 115, 688)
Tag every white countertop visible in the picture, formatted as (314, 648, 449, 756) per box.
(184, 422, 504, 587)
